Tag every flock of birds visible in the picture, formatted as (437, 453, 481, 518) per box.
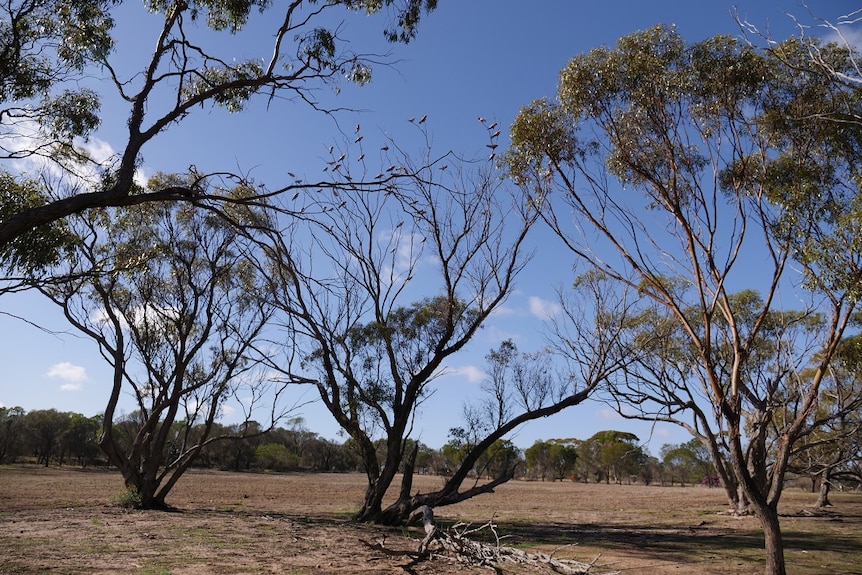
(280, 115, 503, 224)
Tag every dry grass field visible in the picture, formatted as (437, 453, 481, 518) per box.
(1, 465, 860, 574)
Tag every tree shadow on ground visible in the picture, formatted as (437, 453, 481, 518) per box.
(446, 518, 862, 567)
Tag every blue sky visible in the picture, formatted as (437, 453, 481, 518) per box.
(1, 0, 859, 453)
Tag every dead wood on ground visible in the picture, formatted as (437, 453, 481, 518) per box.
(361, 505, 620, 574)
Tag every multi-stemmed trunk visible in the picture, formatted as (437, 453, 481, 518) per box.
(727, 414, 787, 575)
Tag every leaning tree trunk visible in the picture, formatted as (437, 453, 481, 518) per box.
(376, 457, 519, 526)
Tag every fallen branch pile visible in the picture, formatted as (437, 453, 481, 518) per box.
(361, 505, 619, 574)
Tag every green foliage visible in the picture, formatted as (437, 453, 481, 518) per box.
(0, 0, 440, 251)
(0, 172, 77, 273)
(336, 0, 438, 44)
(475, 438, 520, 479)
(111, 486, 143, 509)
(183, 0, 274, 33)
(180, 61, 266, 113)
(506, 98, 574, 188)
(62, 413, 103, 466)
(254, 443, 300, 472)
(0, 0, 115, 100)
(43, 89, 101, 140)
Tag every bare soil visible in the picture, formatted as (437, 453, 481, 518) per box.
(1, 465, 860, 574)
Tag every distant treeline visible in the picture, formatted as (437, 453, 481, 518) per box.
(0, 406, 726, 486)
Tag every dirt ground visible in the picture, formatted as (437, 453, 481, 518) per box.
(1, 466, 860, 574)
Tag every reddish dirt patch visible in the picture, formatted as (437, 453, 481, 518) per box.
(1, 466, 860, 574)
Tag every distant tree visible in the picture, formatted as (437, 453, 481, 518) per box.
(525, 439, 578, 481)
(413, 441, 436, 475)
(638, 455, 661, 486)
(62, 413, 102, 467)
(507, 25, 861, 575)
(0, 0, 438, 250)
(22, 409, 71, 466)
(660, 439, 713, 487)
(579, 430, 644, 485)
(211, 422, 266, 472)
(524, 440, 552, 481)
(474, 439, 522, 480)
(0, 406, 25, 463)
(255, 443, 300, 472)
(41, 193, 279, 509)
(301, 436, 359, 472)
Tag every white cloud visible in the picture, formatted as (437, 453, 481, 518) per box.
(444, 364, 485, 384)
(46, 362, 88, 392)
(528, 296, 561, 320)
(7, 123, 148, 189)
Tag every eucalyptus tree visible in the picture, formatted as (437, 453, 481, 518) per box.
(259, 133, 624, 525)
(41, 179, 278, 509)
(524, 439, 578, 481)
(659, 438, 715, 487)
(507, 25, 862, 575)
(0, 0, 438, 251)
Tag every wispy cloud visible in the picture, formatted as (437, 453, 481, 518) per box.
(444, 364, 485, 384)
(528, 296, 561, 320)
(595, 407, 619, 421)
(46, 362, 88, 391)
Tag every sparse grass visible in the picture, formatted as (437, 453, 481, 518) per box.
(1, 465, 861, 574)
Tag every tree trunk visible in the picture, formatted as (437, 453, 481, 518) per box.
(816, 470, 833, 508)
(753, 502, 786, 575)
(354, 443, 404, 523)
(354, 480, 386, 523)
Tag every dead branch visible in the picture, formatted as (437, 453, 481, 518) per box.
(364, 506, 620, 574)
